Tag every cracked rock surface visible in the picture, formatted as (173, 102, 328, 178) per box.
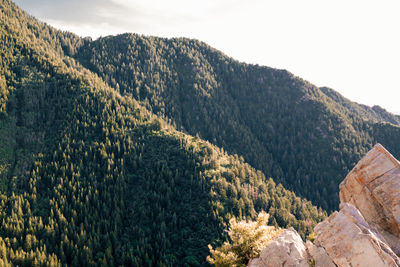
(340, 143, 400, 255)
(250, 144, 400, 267)
(313, 203, 400, 267)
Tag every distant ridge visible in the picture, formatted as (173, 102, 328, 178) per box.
(320, 86, 400, 126)
(71, 32, 400, 211)
(0, 0, 326, 265)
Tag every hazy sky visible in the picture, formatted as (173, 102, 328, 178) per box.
(14, 0, 400, 114)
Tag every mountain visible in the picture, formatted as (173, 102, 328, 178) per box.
(70, 33, 400, 211)
(319, 86, 400, 126)
(0, 0, 326, 265)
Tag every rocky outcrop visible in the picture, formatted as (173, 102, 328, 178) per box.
(305, 240, 336, 267)
(340, 143, 400, 255)
(251, 144, 400, 267)
(312, 203, 400, 266)
(248, 228, 310, 267)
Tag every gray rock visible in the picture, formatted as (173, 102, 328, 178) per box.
(249, 228, 310, 267)
(313, 203, 400, 267)
(305, 240, 336, 267)
(340, 143, 400, 255)
(249, 144, 400, 267)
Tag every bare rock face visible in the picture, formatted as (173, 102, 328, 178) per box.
(313, 203, 400, 267)
(339, 143, 400, 255)
(305, 240, 336, 267)
(248, 228, 310, 267)
(250, 144, 400, 267)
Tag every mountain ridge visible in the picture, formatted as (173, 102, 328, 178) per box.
(320, 86, 400, 126)
(69, 32, 400, 211)
(1, 0, 400, 265)
(0, 0, 326, 265)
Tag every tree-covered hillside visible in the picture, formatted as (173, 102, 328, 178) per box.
(72, 33, 400, 211)
(319, 87, 400, 126)
(0, 0, 326, 265)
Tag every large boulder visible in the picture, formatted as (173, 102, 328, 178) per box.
(249, 144, 400, 267)
(248, 228, 310, 267)
(313, 203, 400, 267)
(339, 143, 400, 254)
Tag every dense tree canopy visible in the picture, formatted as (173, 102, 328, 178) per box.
(0, 0, 328, 265)
(72, 33, 400, 211)
(1, 0, 400, 265)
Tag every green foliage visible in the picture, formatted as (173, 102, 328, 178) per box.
(73, 33, 400, 211)
(207, 212, 282, 267)
(320, 87, 400, 126)
(2, 0, 399, 265)
(0, 0, 326, 265)
(0, 75, 8, 116)
(0, 118, 16, 191)
(306, 232, 316, 243)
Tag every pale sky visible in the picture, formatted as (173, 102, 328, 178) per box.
(14, 0, 400, 114)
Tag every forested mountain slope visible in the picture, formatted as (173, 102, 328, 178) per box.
(72, 33, 400, 211)
(0, 0, 326, 265)
(320, 86, 400, 126)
